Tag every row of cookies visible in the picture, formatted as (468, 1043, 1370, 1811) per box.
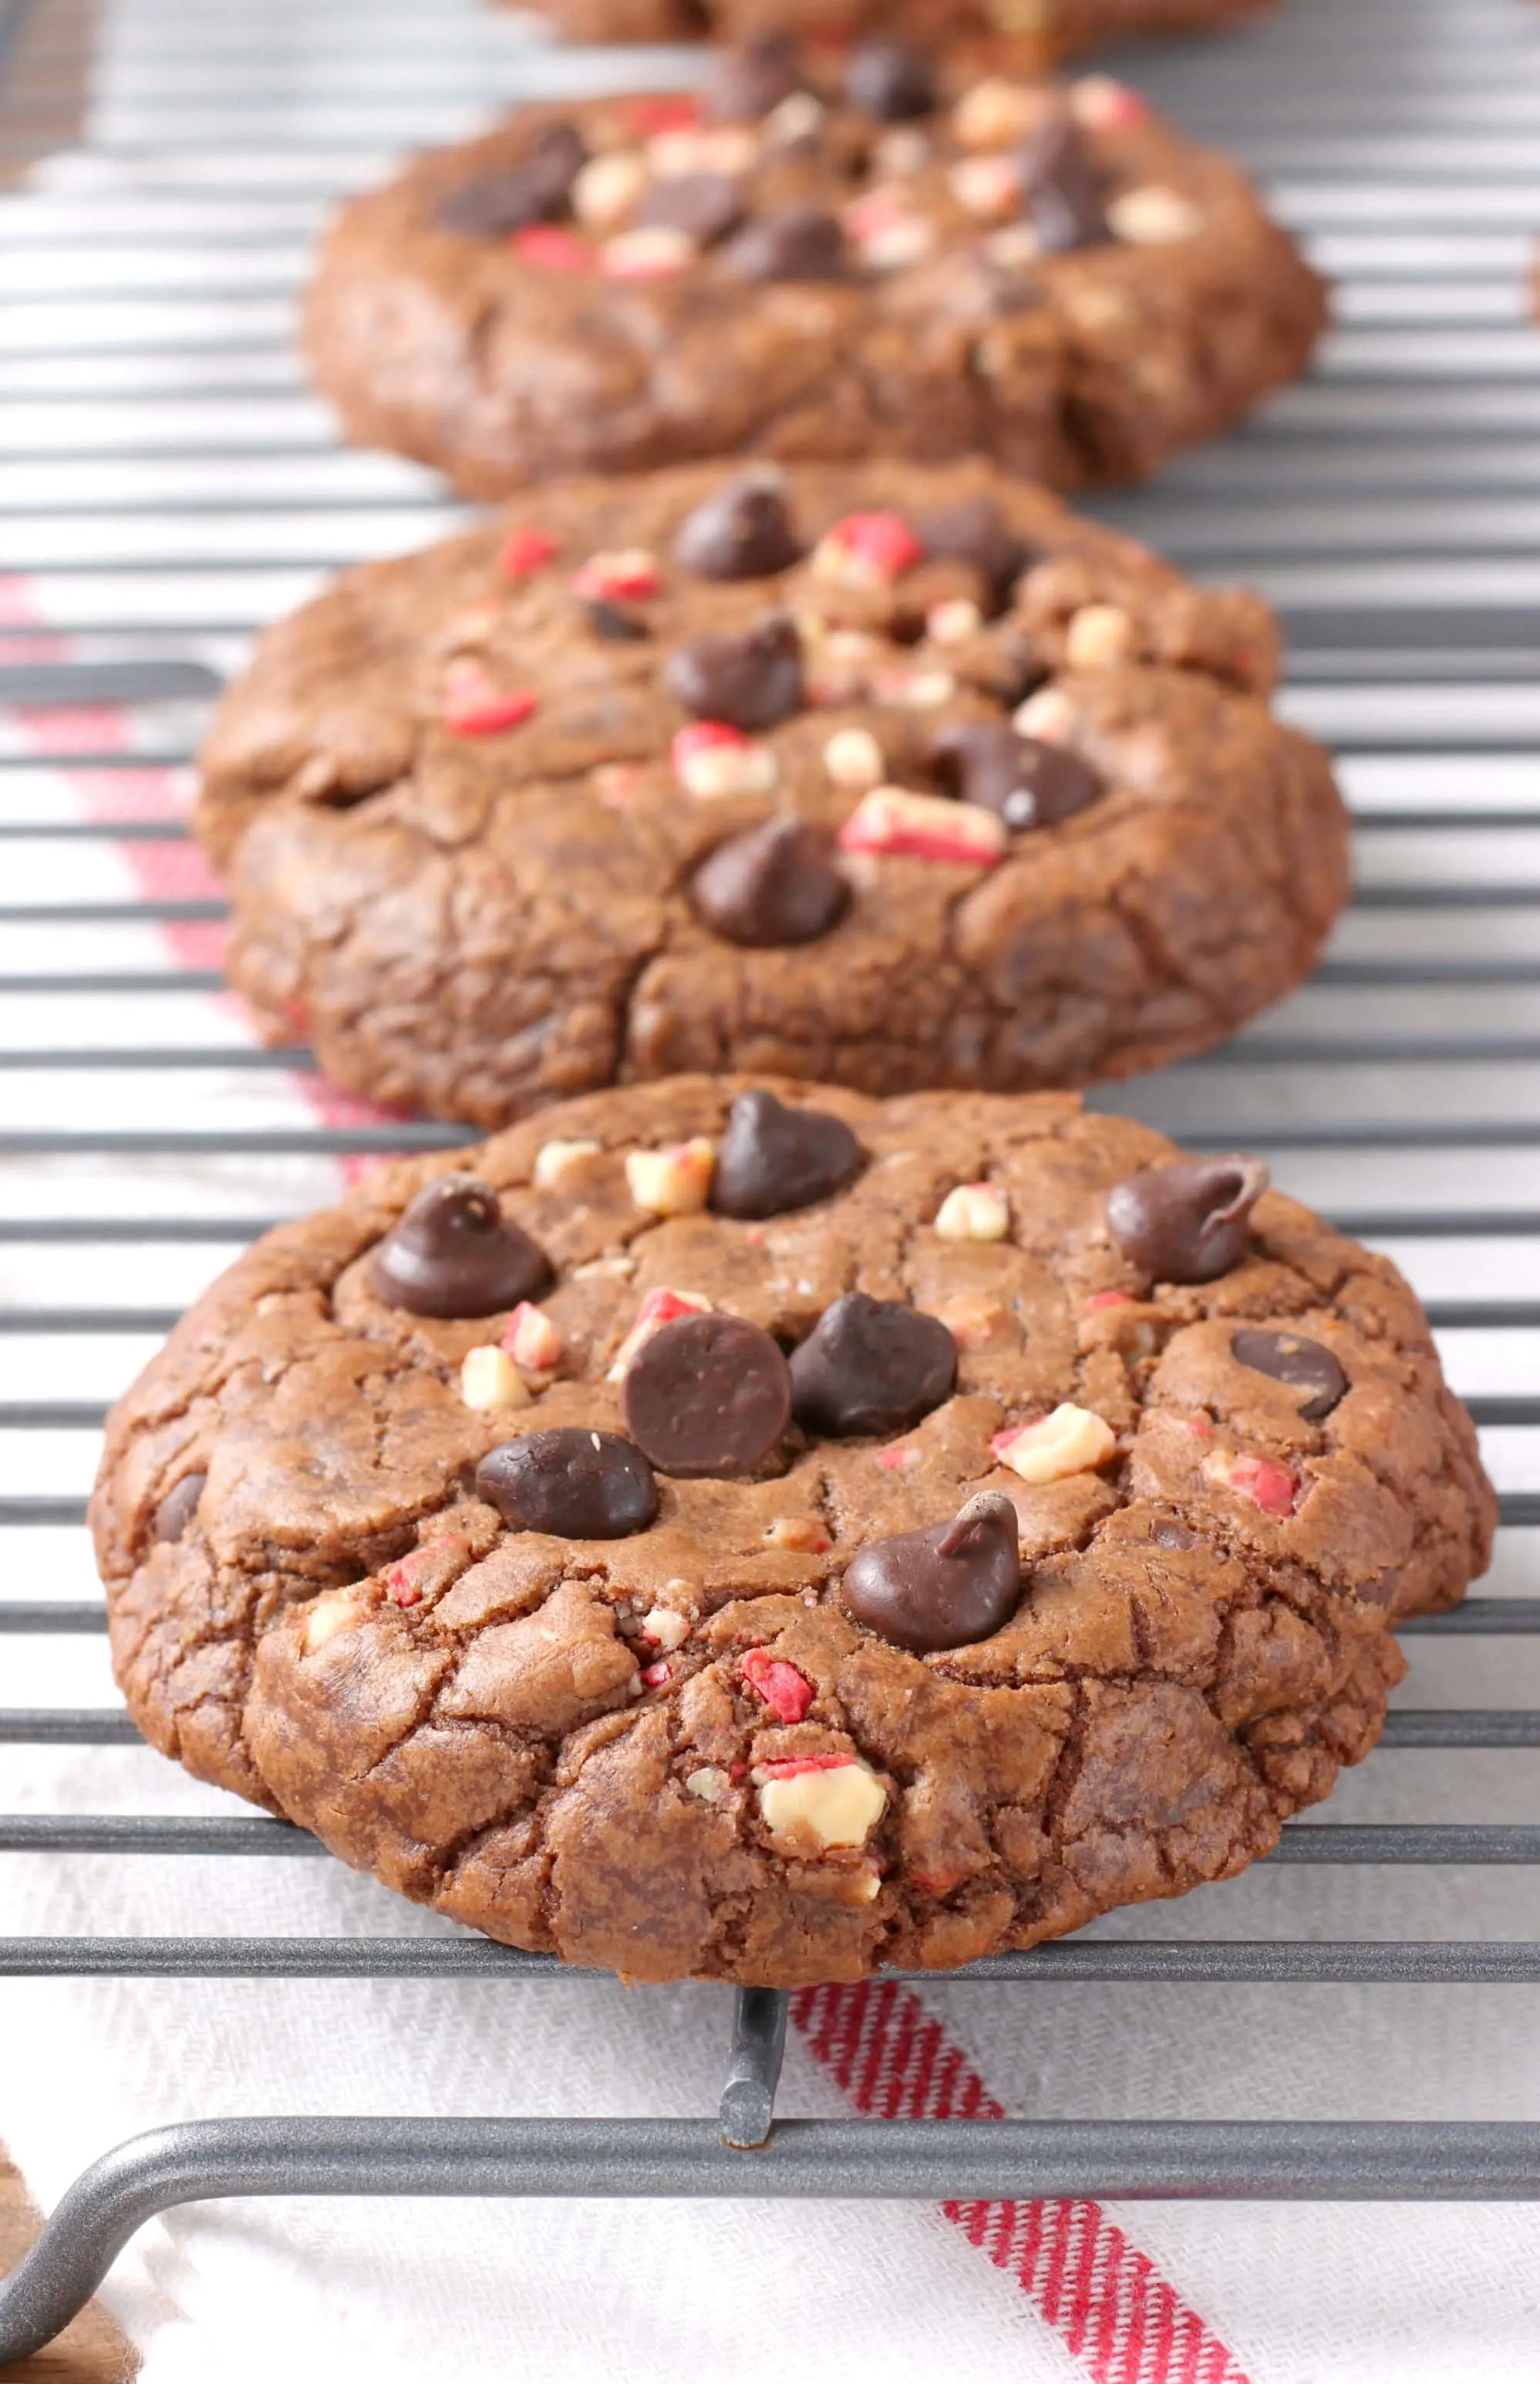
(91, 11, 1497, 1988)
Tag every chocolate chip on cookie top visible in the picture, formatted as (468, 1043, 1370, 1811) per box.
(303, 41, 1325, 496)
(96, 1082, 1495, 1988)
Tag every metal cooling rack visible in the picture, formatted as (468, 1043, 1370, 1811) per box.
(4, 0, 1540, 2356)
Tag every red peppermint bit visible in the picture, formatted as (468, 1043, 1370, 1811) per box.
(384, 1560, 424, 1609)
(740, 1646, 815, 1725)
(875, 1441, 919, 1472)
(990, 1421, 1043, 1464)
(826, 510, 925, 582)
(624, 94, 700, 137)
(443, 676, 538, 737)
(760, 1754, 855, 1780)
(837, 786, 1006, 868)
(673, 720, 749, 768)
(641, 1657, 676, 1688)
(571, 549, 662, 602)
(512, 224, 594, 272)
(1087, 1290, 1134, 1313)
(497, 524, 558, 581)
(1175, 1415, 1215, 1439)
(728, 1762, 749, 1782)
(1228, 1454, 1299, 1518)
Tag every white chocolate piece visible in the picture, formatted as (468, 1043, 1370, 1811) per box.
(303, 1592, 366, 1654)
(624, 1138, 716, 1216)
(1107, 185, 1204, 245)
(949, 153, 1021, 219)
(571, 150, 647, 228)
(639, 1606, 689, 1653)
(935, 1182, 1011, 1243)
(504, 1302, 561, 1372)
(460, 1345, 531, 1412)
(602, 224, 695, 280)
(686, 1766, 730, 1805)
(676, 740, 780, 799)
(757, 1761, 887, 1849)
(925, 598, 984, 646)
(1064, 603, 1137, 670)
(996, 1404, 1117, 1485)
(823, 727, 885, 790)
(1013, 686, 1076, 743)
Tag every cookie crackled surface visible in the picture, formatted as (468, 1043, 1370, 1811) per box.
(93, 1080, 1495, 1988)
(302, 46, 1325, 494)
(197, 459, 1348, 1128)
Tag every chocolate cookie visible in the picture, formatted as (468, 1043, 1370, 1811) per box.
(517, 3, 1275, 56)
(302, 56, 1325, 494)
(93, 1079, 1495, 1988)
(197, 458, 1349, 1128)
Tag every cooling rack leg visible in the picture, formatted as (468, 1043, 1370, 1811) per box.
(718, 1987, 789, 2150)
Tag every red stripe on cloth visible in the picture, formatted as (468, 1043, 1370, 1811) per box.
(790, 1982, 1251, 2384)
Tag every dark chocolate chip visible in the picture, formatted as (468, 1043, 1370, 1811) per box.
(725, 204, 848, 283)
(154, 1472, 206, 1545)
(917, 494, 1030, 602)
(1151, 1518, 1198, 1550)
(691, 816, 848, 949)
(790, 1291, 956, 1439)
(672, 474, 805, 581)
(932, 721, 1103, 831)
(842, 1491, 1021, 1653)
(369, 1175, 551, 1318)
(1107, 1156, 1269, 1286)
(844, 37, 936, 122)
(435, 123, 587, 237)
(1016, 113, 1109, 254)
(1231, 1328, 1348, 1423)
(622, 1312, 792, 1478)
(712, 1088, 865, 1220)
(667, 613, 804, 733)
(476, 1428, 656, 1539)
(709, 30, 805, 122)
(635, 171, 745, 247)
(585, 599, 649, 642)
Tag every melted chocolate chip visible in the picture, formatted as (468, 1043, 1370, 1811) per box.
(154, 1472, 206, 1545)
(917, 494, 1030, 603)
(691, 816, 848, 949)
(709, 30, 805, 122)
(369, 1175, 551, 1318)
(842, 1492, 1021, 1652)
(476, 1428, 656, 1539)
(1016, 113, 1109, 254)
(1231, 1328, 1348, 1422)
(622, 1312, 792, 1478)
(635, 171, 745, 247)
(435, 123, 587, 237)
(726, 204, 848, 283)
(712, 1088, 865, 1220)
(585, 599, 649, 642)
(790, 1292, 956, 1438)
(1107, 1156, 1269, 1286)
(667, 613, 804, 733)
(932, 722, 1104, 831)
(844, 37, 936, 122)
(672, 475, 805, 582)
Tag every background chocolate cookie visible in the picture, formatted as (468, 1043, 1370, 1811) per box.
(302, 49, 1326, 494)
(92, 1080, 1495, 1988)
(198, 459, 1349, 1128)
(519, 1, 1275, 53)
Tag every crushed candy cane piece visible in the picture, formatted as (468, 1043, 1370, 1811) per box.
(571, 150, 648, 228)
(870, 666, 956, 709)
(823, 727, 885, 790)
(1107, 184, 1204, 245)
(926, 598, 984, 646)
(672, 720, 779, 798)
(532, 1135, 601, 1189)
(571, 548, 661, 602)
(1071, 75, 1149, 133)
(608, 1286, 713, 1380)
(1206, 1449, 1299, 1517)
(502, 1301, 561, 1372)
(638, 1606, 689, 1653)
(1087, 1290, 1134, 1312)
(641, 1657, 676, 1689)
(497, 524, 558, 581)
(602, 224, 695, 280)
(838, 785, 1006, 867)
(686, 1765, 730, 1804)
(442, 663, 537, 737)
(949, 152, 1021, 218)
(811, 510, 925, 588)
(993, 1404, 1117, 1485)
(740, 1646, 814, 1724)
(511, 224, 593, 272)
(953, 77, 1044, 148)
(625, 1137, 716, 1217)
(1013, 686, 1076, 743)
(303, 1592, 364, 1654)
(765, 1516, 833, 1553)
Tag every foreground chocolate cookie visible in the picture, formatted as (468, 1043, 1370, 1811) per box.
(517, 2, 1276, 56)
(302, 54, 1325, 493)
(198, 458, 1350, 1128)
(93, 1079, 1495, 1988)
